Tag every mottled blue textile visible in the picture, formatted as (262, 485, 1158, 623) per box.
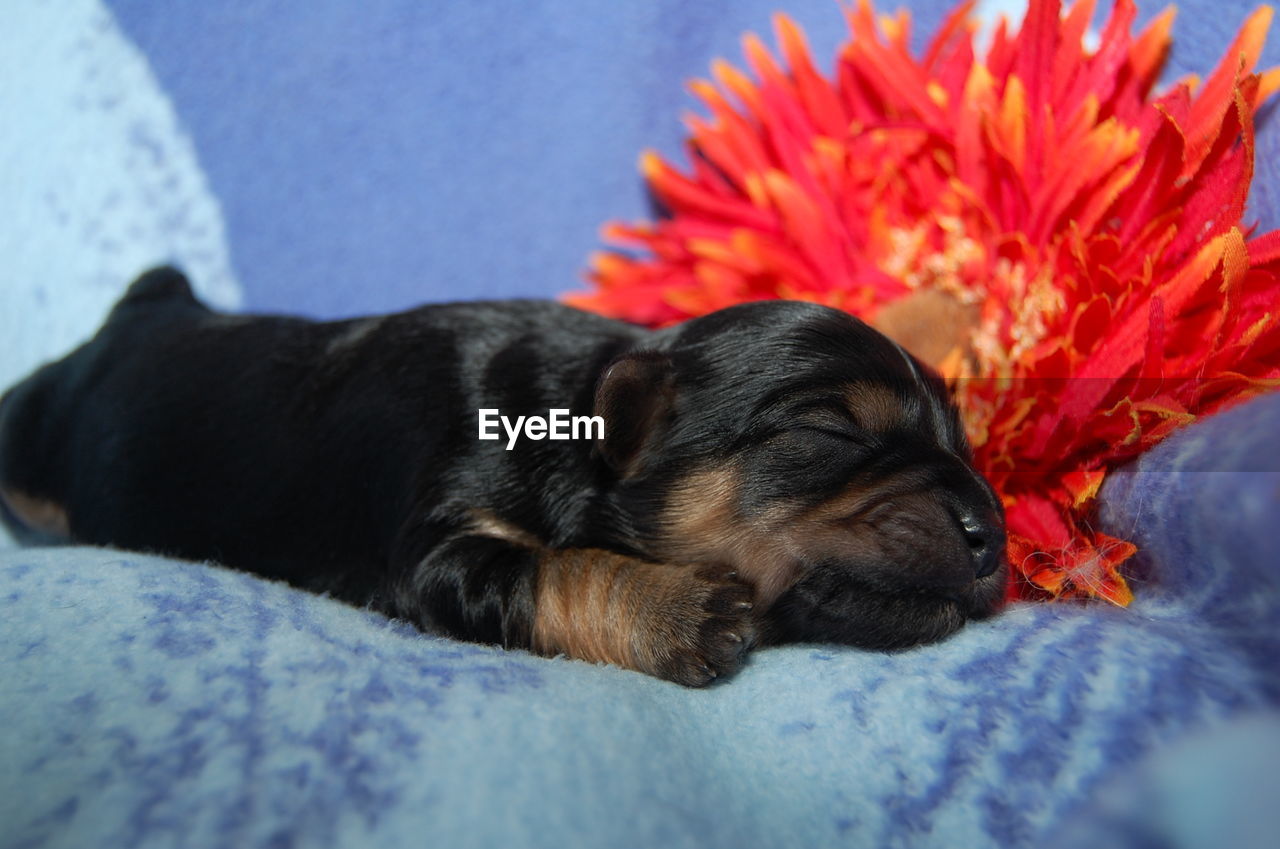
(2, 392, 1279, 849)
(3, 1, 1280, 847)
(100, 0, 1280, 317)
(1047, 713, 1280, 849)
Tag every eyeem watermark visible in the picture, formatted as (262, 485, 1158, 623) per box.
(478, 409, 604, 450)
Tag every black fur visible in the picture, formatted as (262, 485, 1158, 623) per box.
(0, 267, 1007, 682)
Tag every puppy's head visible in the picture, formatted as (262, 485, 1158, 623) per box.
(595, 300, 1006, 650)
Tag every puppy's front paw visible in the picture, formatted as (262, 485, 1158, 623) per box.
(647, 566, 757, 687)
(531, 551, 757, 687)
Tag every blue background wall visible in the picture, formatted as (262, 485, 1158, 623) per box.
(103, 1, 1280, 318)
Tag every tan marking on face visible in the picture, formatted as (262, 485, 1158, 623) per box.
(797, 482, 889, 525)
(0, 489, 71, 539)
(467, 510, 543, 549)
(782, 489, 890, 575)
(656, 458, 924, 610)
(656, 465, 802, 607)
(844, 382, 907, 432)
(784, 483, 987, 597)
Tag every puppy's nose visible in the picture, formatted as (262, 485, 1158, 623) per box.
(957, 509, 1005, 579)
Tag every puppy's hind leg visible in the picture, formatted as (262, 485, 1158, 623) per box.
(0, 386, 71, 545)
(0, 486, 70, 545)
(0, 266, 209, 548)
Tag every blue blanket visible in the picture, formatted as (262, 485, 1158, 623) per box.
(2, 2, 1279, 847)
(3, 393, 1278, 849)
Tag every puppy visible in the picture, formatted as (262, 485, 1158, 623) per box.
(0, 267, 1006, 685)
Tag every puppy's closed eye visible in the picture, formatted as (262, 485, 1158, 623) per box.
(779, 405, 877, 457)
(762, 427, 855, 460)
(774, 427, 866, 462)
(747, 429, 870, 504)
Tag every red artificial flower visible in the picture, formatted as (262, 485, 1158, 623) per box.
(567, 0, 1280, 605)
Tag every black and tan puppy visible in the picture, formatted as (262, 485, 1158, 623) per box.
(0, 267, 1006, 685)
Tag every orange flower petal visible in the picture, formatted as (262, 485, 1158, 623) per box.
(568, 0, 1280, 606)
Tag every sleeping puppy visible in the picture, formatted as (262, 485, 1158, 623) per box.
(0, 267, 1006, 686)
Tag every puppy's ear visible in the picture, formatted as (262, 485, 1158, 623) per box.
(593, 352, 676, 478)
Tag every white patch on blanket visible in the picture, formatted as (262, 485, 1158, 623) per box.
(0, 0, 242, 548)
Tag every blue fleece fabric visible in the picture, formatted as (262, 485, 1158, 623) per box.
(3, 2, 1280, 847)
(2, 392, 1279, 849)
